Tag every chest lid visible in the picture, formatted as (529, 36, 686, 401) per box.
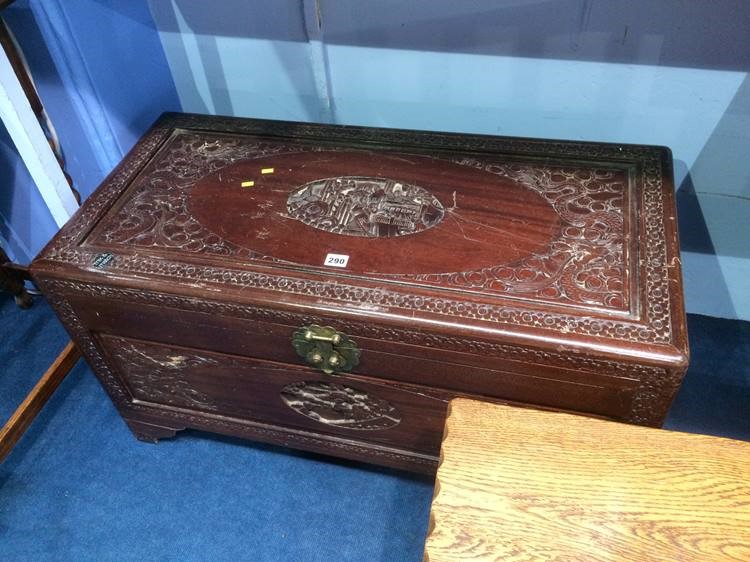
(33, 113, 688, 368)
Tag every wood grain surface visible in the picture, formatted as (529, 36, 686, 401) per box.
(425, 398, 750, 561)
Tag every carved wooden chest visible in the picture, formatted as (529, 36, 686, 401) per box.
(31, 113, 689, 473)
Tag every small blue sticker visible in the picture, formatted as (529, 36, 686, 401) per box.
(92, 252, 115, 269)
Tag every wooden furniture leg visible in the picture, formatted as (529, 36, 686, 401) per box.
(124, 418, 183, 443)
(0, 341, 81, 463)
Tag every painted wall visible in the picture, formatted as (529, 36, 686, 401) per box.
(1, 0, 180, 263)
(150, 0, 750, 320)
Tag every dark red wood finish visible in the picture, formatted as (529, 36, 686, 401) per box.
(31, 113, 689, 473)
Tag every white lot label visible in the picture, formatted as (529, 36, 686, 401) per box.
(324, 253, 349, 268)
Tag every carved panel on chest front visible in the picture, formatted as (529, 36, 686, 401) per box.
(101, 335, 221, 412)
(281, 381, 402, 431)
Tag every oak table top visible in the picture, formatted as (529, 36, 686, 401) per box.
(425, 398, 750, 561)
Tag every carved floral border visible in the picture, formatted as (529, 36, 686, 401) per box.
(41, 278, 683, 428)
(39, 114, 675, 345)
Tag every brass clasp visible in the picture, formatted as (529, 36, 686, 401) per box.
(292, 325, 360, 375)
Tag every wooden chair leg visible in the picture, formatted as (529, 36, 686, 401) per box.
(0, 341, 81, 463)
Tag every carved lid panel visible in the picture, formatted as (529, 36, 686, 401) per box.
(34, 114, 687, 359)
(83, 129, 630, 311)
(187, 150, 562, 279)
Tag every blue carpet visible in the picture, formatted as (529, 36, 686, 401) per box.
(664, 314, 750, 442)
(1, 294, 749, 560)
(0, 294, 70, 424)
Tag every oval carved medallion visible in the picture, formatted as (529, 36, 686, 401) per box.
(280, 381, 401, 431)
(286, 176, 445, 238)
(188, 150, 561, 276)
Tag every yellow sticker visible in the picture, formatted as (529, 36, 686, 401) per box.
(261, 168, 274, 174)
(241, 181, 255, 187)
